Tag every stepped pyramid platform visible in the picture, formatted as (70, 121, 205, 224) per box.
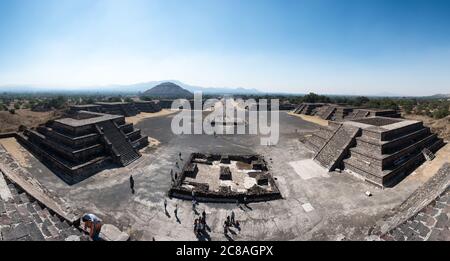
(94, 102, 139, 117)
(332, 106, 355, 121)
(351, 108, 401, 119)
(293, 103, 401, 122)
(292, 103, 325, 116)
(343, 117, 444, 187)
(69, 104, 101, 113)
(133, 100, 162, 113)
(303, 116, 444, 187)
(16, 111, 148, 184)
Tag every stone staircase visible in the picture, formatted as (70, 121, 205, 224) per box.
(321, 105, 337, 120)
(352, 109, 370, 119)
(0, 174, 89, 241)
(96, 121, 140, 166)
(293, 104, 305, 114)
(314, 125, 360, 171)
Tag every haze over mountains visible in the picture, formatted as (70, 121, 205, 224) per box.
(0, 80, 262, 95)
(0, 81, 448, 98)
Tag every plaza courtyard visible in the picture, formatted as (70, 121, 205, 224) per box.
(0, 110, 446, 241)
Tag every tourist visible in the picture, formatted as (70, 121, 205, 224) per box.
(82, 213, 102, 241)
(130, 175, 135, 194)
(200, 215, 206, 226)
(194, 219, 199, 236)
(223, 221, 228, 235)
(202, 210, 206, 221)
(179, 152, 182, 160)
(164, 198, 167, 211)
(226, 216, 231, 226)
(231, 211, 235, 224)
(199, 219, 205, 233)
(192, 199, 197, 211)
(174, 204, 178, 217)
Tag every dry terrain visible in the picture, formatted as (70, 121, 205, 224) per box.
(0, 109, 63, 133)
(403, 114, 450, 141)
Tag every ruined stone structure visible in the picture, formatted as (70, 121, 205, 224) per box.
(94, 102, 139, 117)
(158, 99, 197, 109)
(293, 103, 325, 115)
(70, 100, 162, 116)
(68, 104, 102, 113)
(304, 117, 444, 187)
(293, 103, 401, 121)
(169, 153, 282, 203)
(16, 111, 148, 184)
(133, 101, 161, 113)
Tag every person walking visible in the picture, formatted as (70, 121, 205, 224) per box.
(174, 204, 178, 219)
(194, 219, 199, 236)
(129, 175, 135, 194)
(231, 211, 235, 225)
(223, 220, 228, 235)
(192, 198, 197, 212)
(164, 198, 167, 211)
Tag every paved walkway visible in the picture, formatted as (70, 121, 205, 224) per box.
(379, 163, 450, 241)
(383, 188, 449, 241)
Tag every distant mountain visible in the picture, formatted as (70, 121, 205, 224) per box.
(0, 80, 263, 95)
(128, 80, 262, 95)
(428, 94, 450, 99)
(141, 82, 193, 99)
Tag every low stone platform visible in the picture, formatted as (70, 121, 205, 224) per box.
(95, 102, 139, 117)
(293, 103, 401, 122)
(169, 153, 282, 203)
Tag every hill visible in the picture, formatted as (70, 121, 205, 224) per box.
(141, 82, 194, 99)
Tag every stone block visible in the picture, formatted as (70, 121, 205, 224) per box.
(219, 166, 232, 180)
(99, 224, 129, 241)
(257, 177, 269, 186)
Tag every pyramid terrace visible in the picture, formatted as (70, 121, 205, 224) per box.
(16, 111, 148, 184)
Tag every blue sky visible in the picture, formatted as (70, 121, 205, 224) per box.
(0, 0, 449, 95)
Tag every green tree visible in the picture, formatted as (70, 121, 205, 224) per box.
(433, 108, 449, 119)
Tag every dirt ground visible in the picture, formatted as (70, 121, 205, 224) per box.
(411, 143, 450, 183)
(287, 112, 329, 126)
(125, 109, 179, 125)
(403, 114, 450, 141)
(0, 109, 63, 133)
